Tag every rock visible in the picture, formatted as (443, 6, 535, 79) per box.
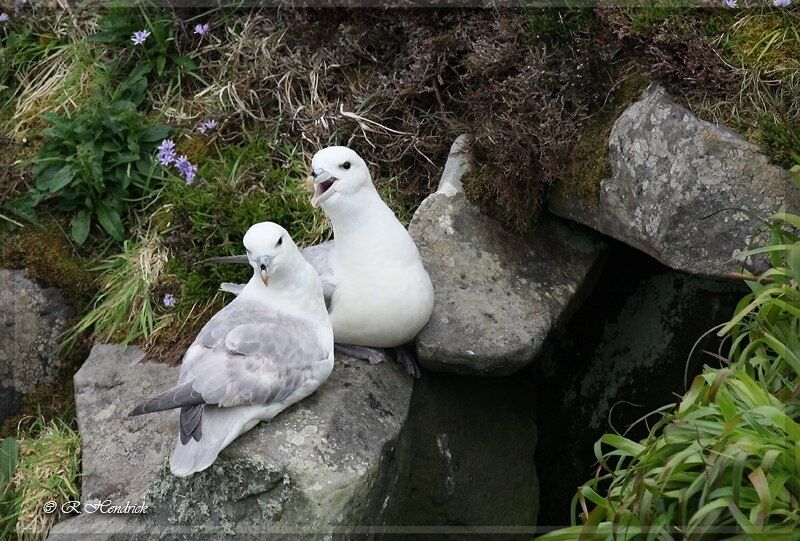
(409, 136, 606, 376)
(383, 371, 538, 533)
(49, 344, 413, 538)
(550, 83, 799, 279)
(533, 246, 746, 524)
(0, 269, 75, 425)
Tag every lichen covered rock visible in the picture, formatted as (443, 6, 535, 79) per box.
(0, 269, 75, 425)
(49, 344, 412, 538)
(409, 136, 606, 376)
(550, 83, 799, 278)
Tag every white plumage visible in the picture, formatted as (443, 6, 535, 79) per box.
(220, 147, 434, 353)
(130, 222, 333, 477)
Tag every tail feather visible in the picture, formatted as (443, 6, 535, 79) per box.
(180, 404, 204, 444)
(169, 405, 266, 477)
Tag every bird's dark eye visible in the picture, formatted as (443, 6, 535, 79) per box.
(277, 237, 283, 246)
(342, 161, 351, 170)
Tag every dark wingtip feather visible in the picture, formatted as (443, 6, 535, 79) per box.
(128, 404, 147, 417)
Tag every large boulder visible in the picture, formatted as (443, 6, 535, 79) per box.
(49, 344, 412, 538)
(0, 269, 75, 425)
(550, 83, 799, 279)
(409, 136, 606, 376)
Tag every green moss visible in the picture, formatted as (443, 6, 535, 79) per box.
(562, 72, 651, 203)
(0, 223, 97, 309)
(727, 11, 800, 76)
(461, 163, 511, 226)
(752, 113, 800, 169)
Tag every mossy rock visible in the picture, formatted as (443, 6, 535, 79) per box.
(560, 71, 651, 203)
(0, 222, 96, 309)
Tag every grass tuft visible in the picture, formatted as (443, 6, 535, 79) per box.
(61, 227, 168, 351)
(0, 416, 80, 540)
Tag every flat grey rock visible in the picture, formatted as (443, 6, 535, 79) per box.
(49, 344, 412, 539)
(550, 83, 799, 278)
(0, 268, 75, 424)
(409, 136, 606, 376)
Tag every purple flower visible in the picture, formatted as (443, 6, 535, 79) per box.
(131, 29, 150, 45)
(774, 0, 792, 6)
(175, 155, 197, 184)
(194, 23, 210, 36)
(0, 13, 9, 22)
(163, 293, 175, 308)
(157, 139, 177, 166)
(197, 119, 217, 134)
(724, 0, 736, 6)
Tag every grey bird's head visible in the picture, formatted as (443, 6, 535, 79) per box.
(242, 222, 298, 287)
(309, 146, 372, 209)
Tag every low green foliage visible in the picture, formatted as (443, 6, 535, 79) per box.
(542, 213, 800, 540)
(729, 9, 800, 78)
(89, 5, 197, 93)
(62, 230, 168, 350)
(7, 89, 169, 243)
(0, 417, 80, 540)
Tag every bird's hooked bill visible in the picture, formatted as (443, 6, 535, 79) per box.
(311, 169, 336, 208)
(258, 255, 272, 286)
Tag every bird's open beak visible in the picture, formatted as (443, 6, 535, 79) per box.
(311, 169, 337, 208)
(257, 255, 273, 286)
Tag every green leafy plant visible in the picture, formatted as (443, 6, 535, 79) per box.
(89, 5, 197, 85)
(9, 91, 169, 243)
(541, 212, 800, 540)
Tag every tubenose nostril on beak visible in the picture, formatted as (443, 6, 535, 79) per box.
(260, 264, 267, 271)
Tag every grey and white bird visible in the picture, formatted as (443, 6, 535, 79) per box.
(129, 222, 333, 477)
(205, 147, 434, 377)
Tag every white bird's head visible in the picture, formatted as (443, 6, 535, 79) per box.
(310, 146, 373, 210)
(242, 222, 299, 287)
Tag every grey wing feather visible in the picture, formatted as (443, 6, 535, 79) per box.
(179, 299, 329, 408)
(129, 382, 205, 416)
(132, 300, 328, 450)
(219, 282, 245, 295)
(163, 298, 331, 477)
(301, 241, 336, 309)
(197, 254, 249, 266)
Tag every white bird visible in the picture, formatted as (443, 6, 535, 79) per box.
(129, 222, 333, 477)
(206, 147, 434, 377)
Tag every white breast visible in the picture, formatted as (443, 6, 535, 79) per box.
(330, 237, 434, 348)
